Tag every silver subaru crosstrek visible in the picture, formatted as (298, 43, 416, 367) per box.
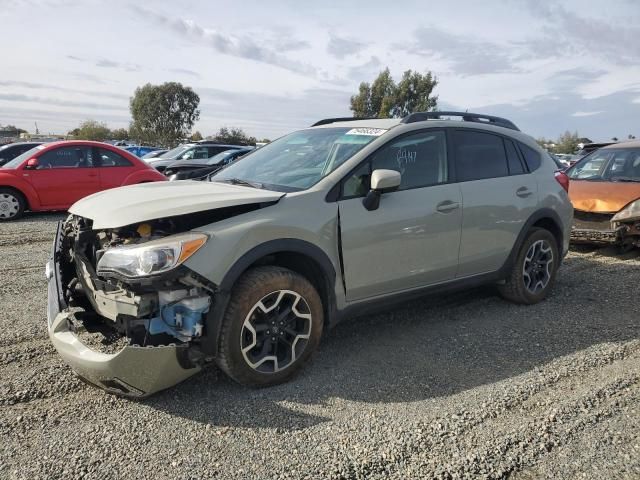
(46, 112, 573, 397)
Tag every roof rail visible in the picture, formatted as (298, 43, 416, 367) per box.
(400, 111, 520, 131)
(311, 117, 376, 127)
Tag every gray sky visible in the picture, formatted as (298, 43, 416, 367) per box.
(1, 0, 639, 141)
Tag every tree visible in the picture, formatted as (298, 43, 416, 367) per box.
(211, 127, 256, 145)
(611, 137, 619, 142)
(129, 82, 200, 147)
(111, 128, 129, 141)
(73, 120, 111, 141)
(555, 131, 581, 154)
(628, 134, 636, 140)
(191, 131, 203, 141)
(350, 67, 438, 118)
(392, 70, 438, 117)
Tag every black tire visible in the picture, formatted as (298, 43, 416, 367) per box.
(216, 266, 324, 387)
(0, 188, 26, 221)
(498, 227, 559, 304)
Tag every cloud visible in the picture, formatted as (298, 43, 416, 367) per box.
(168, 68, 201, 78)
(0, 92, 125, 111)
(571, 111, 603, 117)
(327, 33, 366, 59)
(402, 27, 519, 76)
(68, 55, 140, 72)
(95, 58, 140, 72)
(196, 87, 352, 138)
(131, 6, 318, 77)
(446, 89, 640, 141)
(523, 3, 640, 64)
(0, 80, 128, 100)
(347, 56, 383, 81)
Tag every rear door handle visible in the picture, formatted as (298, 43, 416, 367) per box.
(436, 200, 460, 213)
(516, 187, 533, 198)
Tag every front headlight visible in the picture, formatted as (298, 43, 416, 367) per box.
(611, 199, 640, 222)
(97, 232, 207, 278)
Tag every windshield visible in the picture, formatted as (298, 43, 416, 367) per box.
(210, 127, 385, 191)
(568, 148, 640, 182)
(1, 145, 46, 169)
(156, 145, 193, 159)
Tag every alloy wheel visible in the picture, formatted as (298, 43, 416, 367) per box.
(0, 193, 19, 219)
(240, 290, 313, 373)
(522, 239, 554, 294)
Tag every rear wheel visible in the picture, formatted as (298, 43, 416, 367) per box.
(498, 228, 559, 304)
(0, 188, 25, 221)
(216, 266, 323, 387)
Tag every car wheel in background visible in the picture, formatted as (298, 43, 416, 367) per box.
(0, 188, 26, 221)
(216, 266, 323, 387)
(498, 227, 559, 304)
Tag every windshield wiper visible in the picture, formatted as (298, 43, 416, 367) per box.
(213, 178, 263, 189)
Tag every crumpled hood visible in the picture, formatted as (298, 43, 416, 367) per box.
(69, 181, 285, 229)
(569, 180, 640, 213)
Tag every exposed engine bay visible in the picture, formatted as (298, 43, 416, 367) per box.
(58, 214, 215, 358)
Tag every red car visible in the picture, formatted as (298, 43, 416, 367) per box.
(0, 141, 166, 221)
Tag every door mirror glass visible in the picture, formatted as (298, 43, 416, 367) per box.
(371, 169, 401, 192)
(25, 158, 39, 169)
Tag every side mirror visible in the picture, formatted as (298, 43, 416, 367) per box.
(362, 169, 401, 211)
(25, 158, 39, 170)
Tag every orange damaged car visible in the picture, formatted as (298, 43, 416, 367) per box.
(567, 141, 640, 249)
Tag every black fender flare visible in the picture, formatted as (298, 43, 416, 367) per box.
(202, 239, 338, 356)
(497, 207, 565, 278)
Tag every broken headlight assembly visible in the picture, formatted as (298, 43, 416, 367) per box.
(612, 199, 640, 223)
(97, 232, 207, 278)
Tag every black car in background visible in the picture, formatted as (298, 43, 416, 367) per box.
(0, 142, 43, 166)
(165, 148, 254, 180)
(148, 142, 247, 172)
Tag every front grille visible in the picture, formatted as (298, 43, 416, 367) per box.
(573, 210, 614, 232)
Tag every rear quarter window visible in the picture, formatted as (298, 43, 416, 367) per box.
(518, 142, 542, 171)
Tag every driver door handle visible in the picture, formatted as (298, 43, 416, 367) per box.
(436, 200, 460, 213)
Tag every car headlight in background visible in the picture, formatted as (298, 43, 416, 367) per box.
(611, 199, 640, 222)
(97, 232, 207, 278)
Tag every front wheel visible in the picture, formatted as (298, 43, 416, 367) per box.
(0, 188, 26, 221)
(498, 228, 559, 304)
(216, 266, 324, 387)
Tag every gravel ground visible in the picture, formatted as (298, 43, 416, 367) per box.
(0, 213, 639, 480)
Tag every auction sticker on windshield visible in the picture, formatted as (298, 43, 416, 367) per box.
(345, 128, 387, 136)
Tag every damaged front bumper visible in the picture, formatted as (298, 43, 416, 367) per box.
(46, 221, 201, 398)
(570, 210, 638, 245)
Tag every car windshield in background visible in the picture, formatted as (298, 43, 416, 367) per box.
(1, 145, 46, 169)
(210, 127, 385, 191)
(568, 148, 640, 182)
(156, 145, 192, 159)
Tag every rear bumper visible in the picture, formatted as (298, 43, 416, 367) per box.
(46, 222, 200, 398)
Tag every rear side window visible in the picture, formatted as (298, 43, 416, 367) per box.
(208, 146, 231, 157)
(453, 130, 508, 181)
(98, 148, 133, 167)
(504, 138, 526, 175)
(518, 142, 542, 171)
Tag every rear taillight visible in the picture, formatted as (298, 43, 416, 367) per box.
(554, 170, 569, 193)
